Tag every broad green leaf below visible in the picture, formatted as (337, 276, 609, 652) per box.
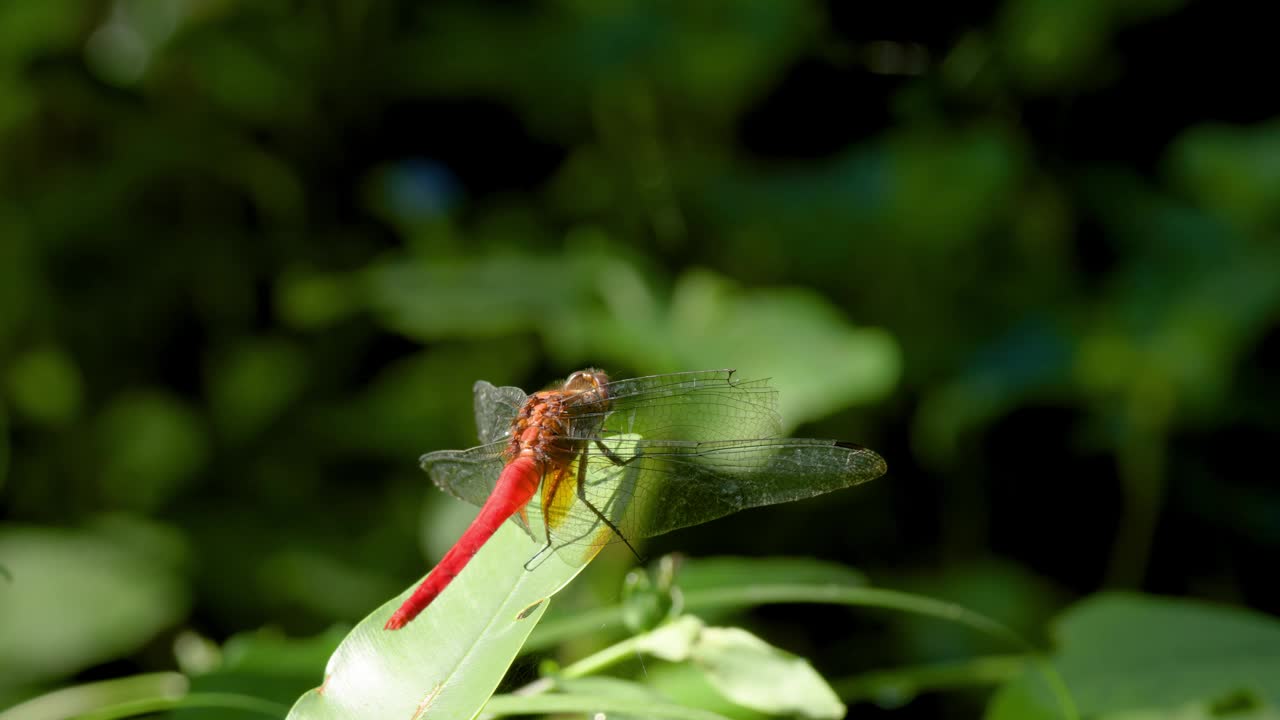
(286, 499, 590, 720)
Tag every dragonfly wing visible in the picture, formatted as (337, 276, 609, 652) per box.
(546, 437, 886, 551)
(624, 438, 886, 538)
(472, 380, 525, 445)
(420, 441, 535, 537)
(566, 370, 783, 443)
(420, 442, 507, 506)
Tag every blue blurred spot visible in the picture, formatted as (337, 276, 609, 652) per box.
(382, 159, 463, 222)
(966, 317, 1072, 393)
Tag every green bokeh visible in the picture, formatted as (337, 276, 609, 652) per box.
(1, 0, 1277, 717)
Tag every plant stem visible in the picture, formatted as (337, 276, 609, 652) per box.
(832, 654, 1028, 703)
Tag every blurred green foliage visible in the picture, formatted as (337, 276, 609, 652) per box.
(2, 0, 1279, 717)
(0, 520, 188, 688)
(988, 593, 1280, 719)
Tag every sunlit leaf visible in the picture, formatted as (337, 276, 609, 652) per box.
(604, 616, 843, 719)
(286, 500, 590, 720)
(634, 616, 704, 661)
(692, 625, 845, 719)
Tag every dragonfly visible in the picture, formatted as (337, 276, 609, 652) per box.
(384, 368, 886, 630)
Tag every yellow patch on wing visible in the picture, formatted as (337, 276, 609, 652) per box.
(540, 464, 577, 533)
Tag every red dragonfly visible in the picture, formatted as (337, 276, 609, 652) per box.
(385, 369, 886, 630)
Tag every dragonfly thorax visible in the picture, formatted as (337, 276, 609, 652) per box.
(505, 369, 612, 470)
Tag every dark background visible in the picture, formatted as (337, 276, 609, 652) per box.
(2, 1, 1278, 717)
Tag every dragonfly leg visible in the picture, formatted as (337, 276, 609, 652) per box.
(576, 445, 643, 561)
(523, 541, 554, 571)
(584, 437, 642, 488)
(594, 438, 640, 467)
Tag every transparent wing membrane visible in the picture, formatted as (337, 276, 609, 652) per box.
(539, 437, 885, 562)
(419, 443, 506, 508)
(564, 370, 783, 443)
(472, 381, 526, 445)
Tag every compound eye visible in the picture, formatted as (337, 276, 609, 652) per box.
(563, 369, 608, 397)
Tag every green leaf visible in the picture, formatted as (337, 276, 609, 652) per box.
(366, 250, 900, 426)
(0, 672, 187, 720)
(70, 692, 287, 720)
(641, 661, 775, 720)
(482, 693, 734, 720)
(0, 524, 189, 691)
(402, 2, 816, 134)
(1058, 593, 1280, 707)
(832, 654, 1028, 708)
(634, 616, 705, 661)
(1097, 698, 1280, 720)
(690, 625, 845, 719)
(1169, 121, 1280, 231)
(286, 501, 591, 720)
(538, 577, 1071, 719)
(987, 592, 1280, 719)
(886, 559, 1066, 660)
(516, 678, 678, 720)
(567, 615, 844, 719)
(554, 676, 671, 702)
(588, 268, 901, 425)
(366, 252, 597, 340)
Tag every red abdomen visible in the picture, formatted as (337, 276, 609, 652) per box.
(384, 454, 541, 630)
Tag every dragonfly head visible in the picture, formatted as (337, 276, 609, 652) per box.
(563, 368, 610, 401)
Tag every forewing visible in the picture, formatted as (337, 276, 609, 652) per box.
(565, 370, 783, 443)
(472, 380, 525, 445)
